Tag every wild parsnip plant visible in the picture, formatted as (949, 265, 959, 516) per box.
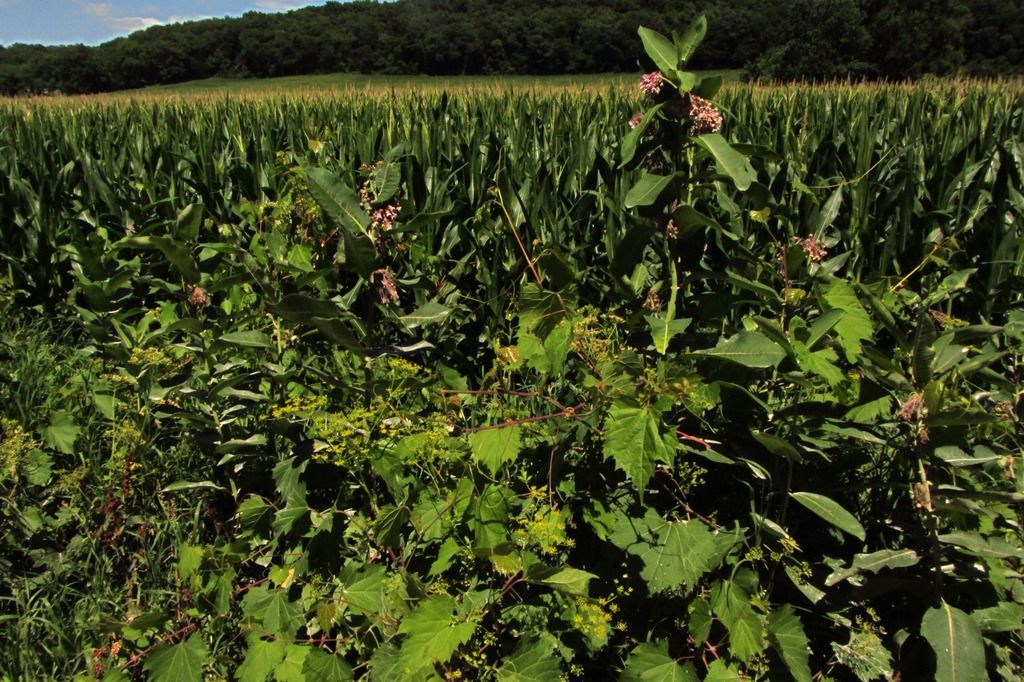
(0, 16, 1021, 682)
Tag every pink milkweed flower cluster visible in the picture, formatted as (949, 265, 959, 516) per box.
(628, 112, 644, 129)
(794, 235, 828, 262)
(358, 184, 376, 207)
(370, 201, 401, 233)
(187, 285, 210, 309)
(685, 94, 723, 135)
(372, 268, 400, 304)
(639, 71, 664, 97)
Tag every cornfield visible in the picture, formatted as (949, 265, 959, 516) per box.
(1, 76, 1022, 680)
(2, 81, 1021, 316)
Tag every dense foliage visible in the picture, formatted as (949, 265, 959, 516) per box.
(2, 0, 1024, 94)
(1, 19, 1023, 680)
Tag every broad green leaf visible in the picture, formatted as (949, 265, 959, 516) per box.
(831, 631, 892, 682)
(267, 294, 341, 323)
(792, 340, 845, 386)
(844, 396, 892, 424)
(933, 445, 1002, 467)
(750, 430, 802, 463)
(162, 480, 226, 493)
(366, 643, 404, 682)
(620, 104, 664, 168)
(621, 640, 698, 681)
(637, 27, 677, 76)
(23, 449, 52, 486)
(675, 15, 707, 65)
(625, 172, 674, 208)
(921, 601, 986, 682)
(93, 391, 116, 420)
(117, 235, 200, 283)
(694, 134, 755, 190)
(302, 649, 354, 681)
(810, 186, 843, 234)
(767, 606, 812, 682)
(339, 565, 386, 616)
(469, 425, 522, 475)
(704, 660, 742, 682)
(790, 492, 866, 541)
(274, 643, 311, 682)
(177, 544, 204, 581)
(627, 519, 731, 594)
(646, 315, 691, 355)
(821, 281, 873, 362)
(710, 580, 766, 662)
(524, 565, 596, 596)
(175, 202, 203, 242)
(971, 603, 1024, 632)
(242, 585, 304, 637)
(272, 505, 308, 537)
(497, 636, 562, 682)
(272, 457, 308, 508)
(373, 503, 408, 547)
(219, 330, 271, 348)
(825, 549, 920, 586)
(311, 317, 366, 353)
(238, 496, 273, 536)
(238, 638, 286, 682)
(305, 167, 369, 235)
(692, 331, 786, 368)
(938, 532, 1024, 559)
(143, 633, 207, 682)
(518, 283, 574, 338)
(603, 404, 670, 489)
(43, 410, 79, 454)
(400, 301, 451, 329)
(911, 308, 938, 387)
(429, 537, 463, 577)
(397, 596, 477, 673)
(371, 160, 401, 201)
(806, 308, 846, 348)
(472, 484, 512, 548)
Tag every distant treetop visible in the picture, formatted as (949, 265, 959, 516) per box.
(1, 0, 1021, 94)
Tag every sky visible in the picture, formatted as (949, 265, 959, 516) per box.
(0, 0, 325, 46)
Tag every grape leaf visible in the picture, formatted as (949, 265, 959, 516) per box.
(242, 585, 304, 637)
(497, 636, 562, 681)
(821, 280, 873, 362)
(710, 580, 767, 662)
(627, 519, 733, 594)
(143, 633, 208, 682)
(621, 640, 698, 681)
(237, 638, 286, 682)
(767, 606, 812, 682)
(603, 404, 671, 489)
(302, 649, 354, 681)
(470, 425, 522, 475)
(397, 596, 478, 674)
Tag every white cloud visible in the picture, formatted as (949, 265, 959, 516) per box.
(167, 14, 214, 24)
(254, 0, 311, 10)
(83, 3, 162, 32)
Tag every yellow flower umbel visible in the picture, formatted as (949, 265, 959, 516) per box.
(566, 597, 616, 649)
(513, 503, 571, 557)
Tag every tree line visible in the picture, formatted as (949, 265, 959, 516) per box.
(1, 0, 1021, 94)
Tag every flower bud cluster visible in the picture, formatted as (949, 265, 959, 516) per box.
(372, 267, 399, 304)
(639, 71, 664, 97)
(371, 201, 401, 233)
(684, 93, 723, 135)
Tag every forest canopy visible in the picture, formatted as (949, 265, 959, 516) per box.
(1, 0, 1022, 94)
